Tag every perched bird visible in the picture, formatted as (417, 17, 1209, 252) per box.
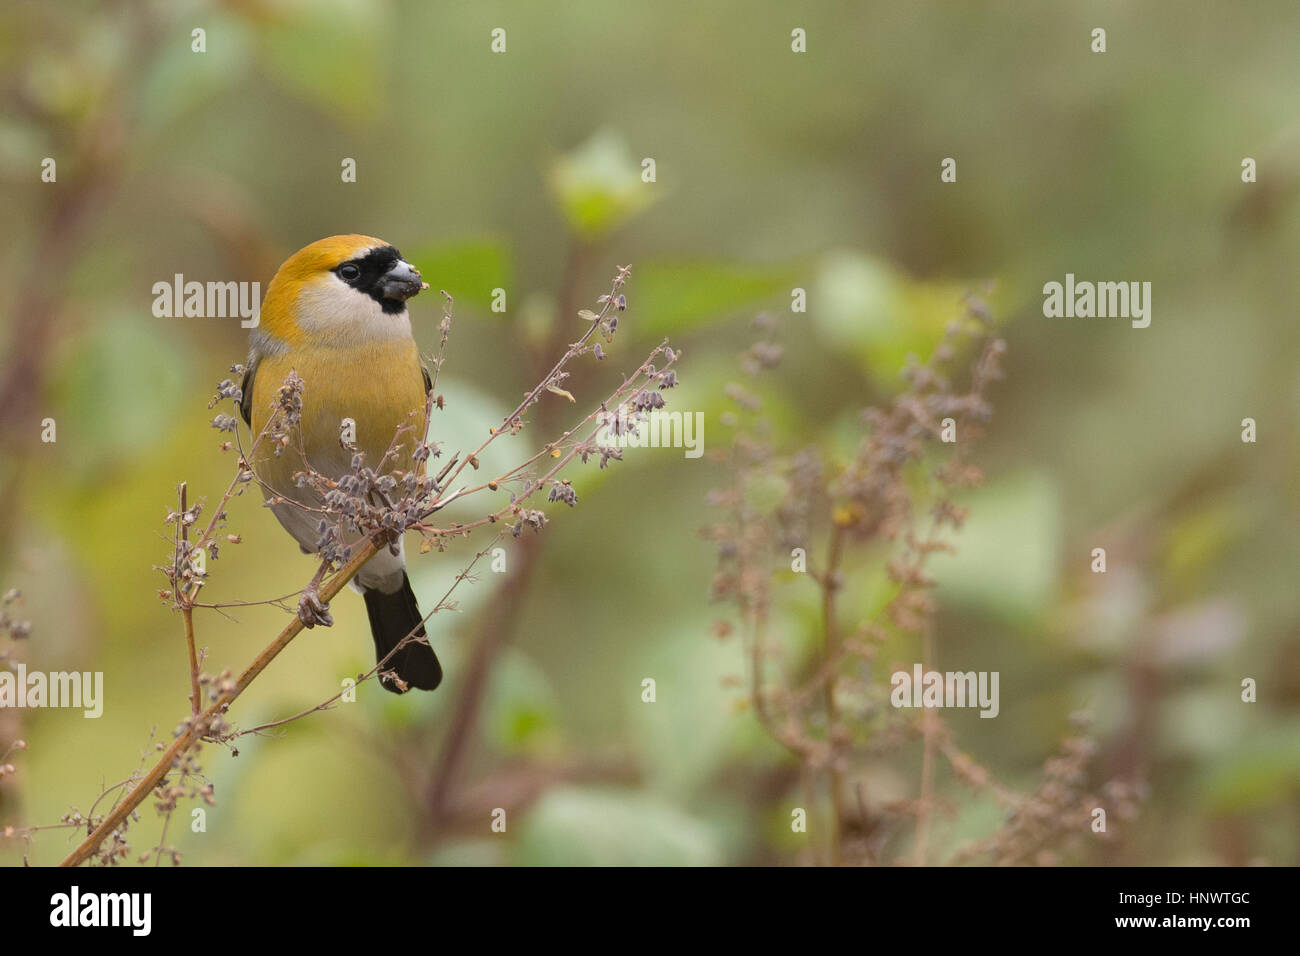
(239, 235, 441, 693)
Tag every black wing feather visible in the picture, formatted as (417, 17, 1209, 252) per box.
(239, 360, 256, 427)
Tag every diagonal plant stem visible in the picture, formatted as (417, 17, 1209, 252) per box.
(178, 483, 202, 717)
(59, 265, 660, 867)
(222, 536, 503, 739)
(423, 531, 540, 832)
(58, 539, 380, 867)
(62, 374, 650, 866)
(433, 265, 629, 501)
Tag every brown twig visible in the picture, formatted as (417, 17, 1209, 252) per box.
(59, 264, 664, 867)
(432, 264, 630, 504)
(424, 532, 540, 832)
(59, 538, 381, 867)
(422, 242, 590, 836)
(222, 536, 502, 740)
(178, 483, 201, 717)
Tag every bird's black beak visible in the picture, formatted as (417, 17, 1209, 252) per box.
(380, 260, 427, 302)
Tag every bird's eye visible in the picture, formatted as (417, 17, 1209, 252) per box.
(338, 264, 360, 282)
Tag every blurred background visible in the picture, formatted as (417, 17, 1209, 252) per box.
(2, 0, 1299, 865)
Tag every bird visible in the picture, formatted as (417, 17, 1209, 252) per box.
(238, 235, 442, 693)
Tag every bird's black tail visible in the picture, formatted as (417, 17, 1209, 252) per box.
(363, 573, 442, 694)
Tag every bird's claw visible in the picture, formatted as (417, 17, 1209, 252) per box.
(297, 587, 333, 628)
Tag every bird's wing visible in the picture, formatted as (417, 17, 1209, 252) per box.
(239, 359, 258, 428)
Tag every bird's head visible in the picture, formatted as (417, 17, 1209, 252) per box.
(257, 235, 426, 348)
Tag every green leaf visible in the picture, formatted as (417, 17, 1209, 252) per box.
(484, 650, 561, 753)
(404, 238, 512, 315)
(548, 128, 657, 239)
(1160, 498, 1247, 593)
(811, 249, 1006, 380)
(634, 259, 797, 337)
(1201, 722, 1300, 812)
(632, 626, 746, 798)
(514, 787, 723, 866)
(1160, 689, 1248, 759)
(546, 383, 576, 403)
(47, 312, 194, 478)
(930, 472, 1062, 621)
(812, 249, 908, 353)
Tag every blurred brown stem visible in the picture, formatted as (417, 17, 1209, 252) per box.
(422, 239, 590, 838)
(423, 532, 541, 832)
(819, 524, 845, 865)
(178, 484, 201, 717)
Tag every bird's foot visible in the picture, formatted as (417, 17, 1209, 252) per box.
(297, 586, 334, 628)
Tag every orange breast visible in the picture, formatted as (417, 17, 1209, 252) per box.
(249, 341, 428, 496)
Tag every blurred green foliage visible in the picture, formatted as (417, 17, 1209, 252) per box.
(1, 0, 1299, 866)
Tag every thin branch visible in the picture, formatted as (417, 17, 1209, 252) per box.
(222, 536, 502, 739)
(58, 264, 662, 868)
(178, 483, 201, 717)
(431, 265, 631, 504)
(58, 538, 380, 868)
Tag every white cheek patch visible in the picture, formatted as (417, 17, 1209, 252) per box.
(295, 275, 413, 344)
